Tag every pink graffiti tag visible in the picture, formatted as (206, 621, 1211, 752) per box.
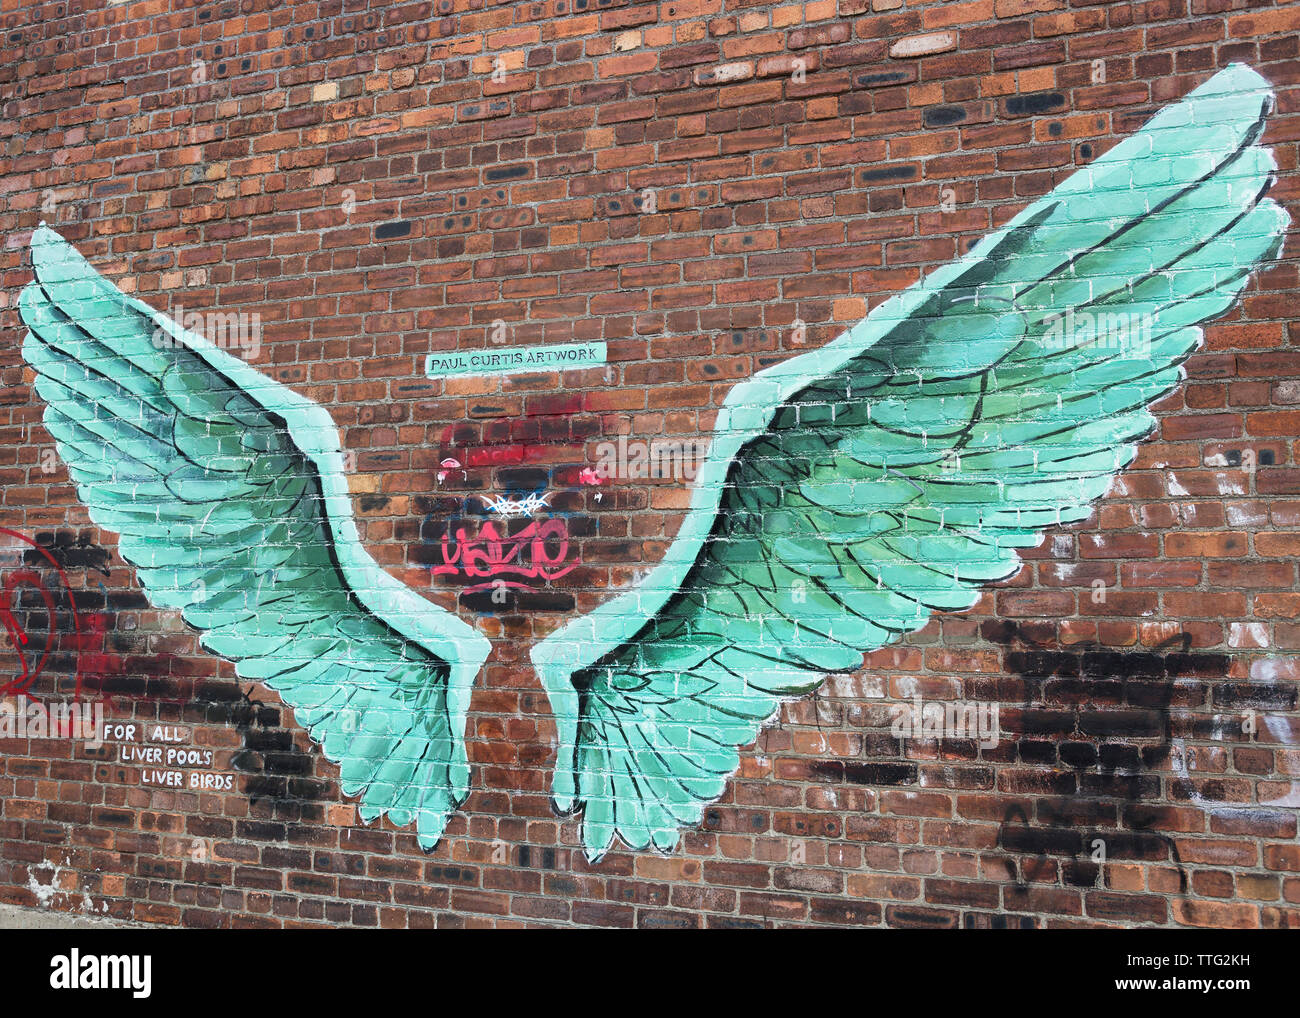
(433, 518, 575, 592)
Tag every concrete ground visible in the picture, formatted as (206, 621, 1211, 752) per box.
(0, 903, 147, 929)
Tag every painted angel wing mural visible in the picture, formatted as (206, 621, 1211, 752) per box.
(532, 63, 1291, 860)
(19, 227, 492, 849)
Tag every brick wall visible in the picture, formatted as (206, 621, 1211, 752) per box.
(1, 0, 1298, 928)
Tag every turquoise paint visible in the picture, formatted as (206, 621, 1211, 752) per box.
(20, 64, 1290, 862)
(20, 226, 491, 850)
(531, 63, 1290, 860)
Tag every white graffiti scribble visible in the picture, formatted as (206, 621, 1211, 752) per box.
(1172, 672, 1299, 819)
(479, 491, 551, 517)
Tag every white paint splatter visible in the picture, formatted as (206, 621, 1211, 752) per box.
(26, 861, 59, 907)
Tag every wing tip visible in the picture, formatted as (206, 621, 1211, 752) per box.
(1260, 193, 1292, 242)
(29, 222, 102, 294)
(1206, 62, 1274, 101)
(582, 827, 615, 864)
(30, 222, 68, 272)
(19, 226, 68, 329)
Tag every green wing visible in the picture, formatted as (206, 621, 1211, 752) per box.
(20, 227, 491, 849)
(533, 63, 1290, 860)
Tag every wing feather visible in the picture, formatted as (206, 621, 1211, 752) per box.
(533, 63, 1291, 860)
(21, 227, 491, 849)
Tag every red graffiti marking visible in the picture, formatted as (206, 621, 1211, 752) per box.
(1, 568, 55, 698)
(0, 528, 83, 701)
(73, 611, 127, 696)
(433, 518, 575, 592)
(466, 444, 529, 468)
